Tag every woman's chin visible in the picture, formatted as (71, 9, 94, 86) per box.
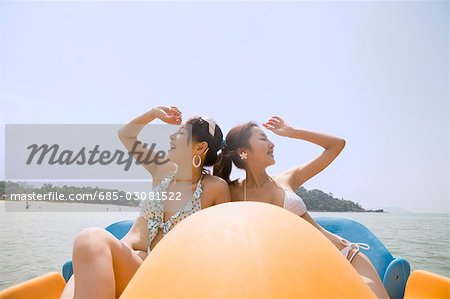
(167, 152, 190, 165)
(167, 151, 176, 162)
(264, 157, 276, 167)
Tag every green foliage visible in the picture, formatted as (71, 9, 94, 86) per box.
(296, 186, 379, 212)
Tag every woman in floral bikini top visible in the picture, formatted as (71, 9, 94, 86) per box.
(140, 171, 204, 251)
(60, 106, 230, 299)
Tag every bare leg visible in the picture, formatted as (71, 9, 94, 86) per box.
(60, 275, 75, 299)
(349, 250, 390, 298)
(300, 213, 389, 297)
(59, 227, 146, 299)
(324, 231, 389, 298)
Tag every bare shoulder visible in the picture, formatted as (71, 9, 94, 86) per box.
(201, 174, 231, 206)
(271, 173, 297, 192)
(202, 174, 228, 189)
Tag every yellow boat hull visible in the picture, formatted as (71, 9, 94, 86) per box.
(404, 270, 450, 299)
(0, 272, 65, 299)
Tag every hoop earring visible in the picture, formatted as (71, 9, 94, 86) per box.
(193, 154, 202, 168)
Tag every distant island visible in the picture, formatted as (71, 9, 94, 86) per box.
(373, 206, 411, 213)
(296, 187, 384, 213)
(1, 181, 383, 212)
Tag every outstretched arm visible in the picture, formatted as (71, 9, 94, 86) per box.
(263, 116, 345, 191)
(118, 106, 181, 178)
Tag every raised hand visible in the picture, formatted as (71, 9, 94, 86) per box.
(262, 116, 292, 137)
(154, 106, 182, 125)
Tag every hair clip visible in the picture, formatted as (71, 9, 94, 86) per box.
(200, 116, 216, 136)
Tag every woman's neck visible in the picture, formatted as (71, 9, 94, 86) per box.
(244, 166, 270, 188)
(174, 165, 202, 183)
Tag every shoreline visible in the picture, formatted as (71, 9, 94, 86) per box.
(1, 198, 448, 214)
(1, 198, 383, 212)
(0, 200, 140, 213)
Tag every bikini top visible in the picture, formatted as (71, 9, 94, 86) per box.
(282, 187, 308, 216)
(243, 177, 307, 217)
(140, 172, 203, 250)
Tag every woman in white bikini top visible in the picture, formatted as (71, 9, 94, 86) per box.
(243, 175, 308, 216)
(213, 117, 389, 299)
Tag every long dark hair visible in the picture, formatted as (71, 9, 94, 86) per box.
(213, 121, 258, 183)
(186, 116, 224, 167)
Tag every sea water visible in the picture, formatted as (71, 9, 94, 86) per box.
(0, 201, 449, 290)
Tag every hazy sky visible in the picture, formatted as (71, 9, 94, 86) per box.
(1, 1, 448, 213)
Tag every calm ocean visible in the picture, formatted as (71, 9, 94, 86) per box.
(0, 201, 449, 290)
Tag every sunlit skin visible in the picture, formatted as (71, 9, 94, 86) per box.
(229, 116, 389, 299)
(60, 106, 230, 299)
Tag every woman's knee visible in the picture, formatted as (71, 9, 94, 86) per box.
(73, 227, 114, 258)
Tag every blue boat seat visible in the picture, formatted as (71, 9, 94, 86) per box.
(315, 217, 410, 299)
